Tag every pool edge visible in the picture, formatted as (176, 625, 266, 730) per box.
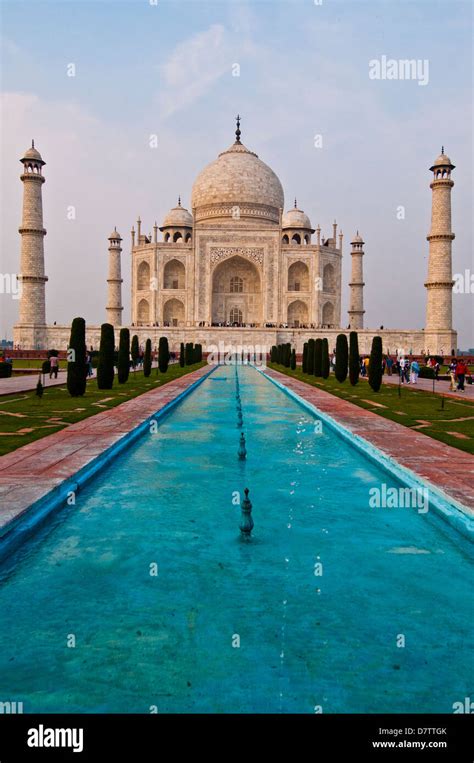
(257, 365, 474, 543)
(0, 365, 217, 563)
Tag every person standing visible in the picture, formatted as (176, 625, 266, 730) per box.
(448, 359, 457, 391)
(456, 358, 467, 392)
(386, 356, 393, 376)
(399, 357, 408, 384)
(410, 359, 420, 384)
(49, 354, 58, 379)
(399, 357, 405, 383)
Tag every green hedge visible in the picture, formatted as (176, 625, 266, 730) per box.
(419, 366, 435, 379)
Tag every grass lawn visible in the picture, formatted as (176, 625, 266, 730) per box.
(0, 362, 206, 457)
(8, 359, 68, 370)
(268, 363, 474, 455)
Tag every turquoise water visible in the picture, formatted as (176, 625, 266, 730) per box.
(0, 364, 472, 713)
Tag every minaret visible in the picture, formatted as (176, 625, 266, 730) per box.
(17, 141, 48, 327)
(348, 232, 365, 329)
(106, 228, 123, 326)
(425, 148, 455, 331)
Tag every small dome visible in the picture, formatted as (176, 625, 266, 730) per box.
(21, 141, 45, 165)
(282, 204, 312, 231)
(432, 153, 452, 166)
(108, 227, 122, 240)
(430, 149, 455, 171)
(351, 231, 364, 244)
(161, 200, 193, 229)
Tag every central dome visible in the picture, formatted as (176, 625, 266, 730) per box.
(191, 140, 284, 225)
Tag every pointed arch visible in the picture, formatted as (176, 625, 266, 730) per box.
(164, 259, 185, 289)
(287, 299, 309, 328)
(137, 298, 150, 324)
(322, 301, 335, 327)
(288, 261, 309, 292)
(323, 263, 336, 293)
(137, 261, 150, 290)
(163, 297, 185, 327)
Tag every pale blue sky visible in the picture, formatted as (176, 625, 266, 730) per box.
(1, 0, 472, 345)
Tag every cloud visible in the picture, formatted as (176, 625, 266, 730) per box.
(157, 24, 231, 118)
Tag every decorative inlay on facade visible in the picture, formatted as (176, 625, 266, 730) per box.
(196, 203, 279, 224)
(210, 247, 264, 266)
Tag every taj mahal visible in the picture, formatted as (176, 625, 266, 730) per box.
(14, 118, 458, 355)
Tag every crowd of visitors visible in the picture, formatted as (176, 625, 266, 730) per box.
(353, 353, 471, 391)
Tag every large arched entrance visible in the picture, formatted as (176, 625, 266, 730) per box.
(211, 255, 262, 326)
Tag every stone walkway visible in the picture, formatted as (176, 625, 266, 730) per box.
(0, 364, 161, 396)
(380, 373, 474, 400)
(265, 368, 474, 514)
(0, 364, 211, 535)
(0, 369, 71, 396)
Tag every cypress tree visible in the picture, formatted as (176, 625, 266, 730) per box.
(302, 342, 308, 373)
(185, 342, 194, 365)
(285, 343, 291, 367)
(307, 339, 315, 375)
(276, 344, 281, 365)
(321, 338, 330, 379)
(290, 348, 296, 370)
(314, 339, 323, 377)
(158, 336, 170, 373)
(193, 343, 202, 363)
(67, 317, 87, 396)
(179, 342, 185, 367)
(270, 345, 276, 363)
(131, 334, 139, 369)
(118, 328, 130, 384)
(349, 331, 360, 386)
(97, 323, 115, 389)
(335, 334, 348, 383)
(369, 336, 383, 392)
(143, 338, 152, 377)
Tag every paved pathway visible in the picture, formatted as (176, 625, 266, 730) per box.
(0, 364, 160, 396)
(380, 373, 474, 400)
(0, 364, 211, 535)
(265, 368, 474, 514)
(0, 369, 70, 396)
